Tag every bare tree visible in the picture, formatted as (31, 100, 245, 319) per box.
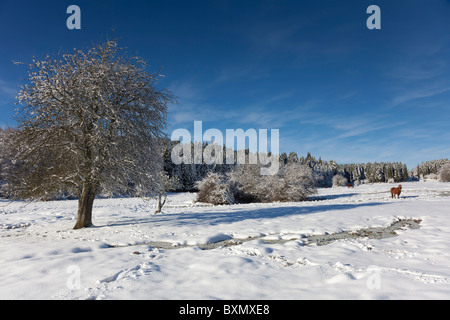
(10, 40, 174, 229)
(153, 171, 181, 214)
(0, 128, 14, 197)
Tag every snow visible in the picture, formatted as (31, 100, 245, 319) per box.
(1, 181, 450, 300)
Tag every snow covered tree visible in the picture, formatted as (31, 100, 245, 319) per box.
(287, 151, 298, 164)
(0, 129, 7, 190)
(227, 162, 317, 203)
(277, 162, 317, 201)
(228, 163, 266, 203)
(278, 152, 287, 165)
(195, 172, 237, 205)
(0, 128, 13, 197)
(332, 174, 347, 187)
(416, 159, 450, 180)
(425, 173, 438, 180)
(439, 163, 450, 182)
(402, 164, 409, 181)
(10, 40, 174, 229)
(154, 170, 181, 214)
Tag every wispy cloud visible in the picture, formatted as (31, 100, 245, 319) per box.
(384, 42, 450, 107)
(213, 65, 269, 84)
(391, 81, 450, 106)
(295, 111, 401, 139)
(0, 79, 18, 98)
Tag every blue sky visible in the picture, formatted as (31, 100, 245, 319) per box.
(1, 0, 450, 168)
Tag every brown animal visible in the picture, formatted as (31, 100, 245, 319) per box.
(390, 185, 402, 199)
(347, 184, 354, 188)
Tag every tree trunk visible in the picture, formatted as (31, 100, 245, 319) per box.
(73, 186, 96, 229)
(154, 193, 167, 214)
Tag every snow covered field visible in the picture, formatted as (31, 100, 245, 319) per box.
(1, 181, 450, 300)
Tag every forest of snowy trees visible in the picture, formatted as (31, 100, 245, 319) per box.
(412, 159, 450, 180)
(281, 152, 410, 186)
(3, 127, 450, 202)
(162, 144, 411, 192)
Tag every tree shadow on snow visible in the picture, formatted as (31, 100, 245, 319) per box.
(399, 195, 419, 199)
(309, 193, 358, 201)
(104, 201, 389, 228)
